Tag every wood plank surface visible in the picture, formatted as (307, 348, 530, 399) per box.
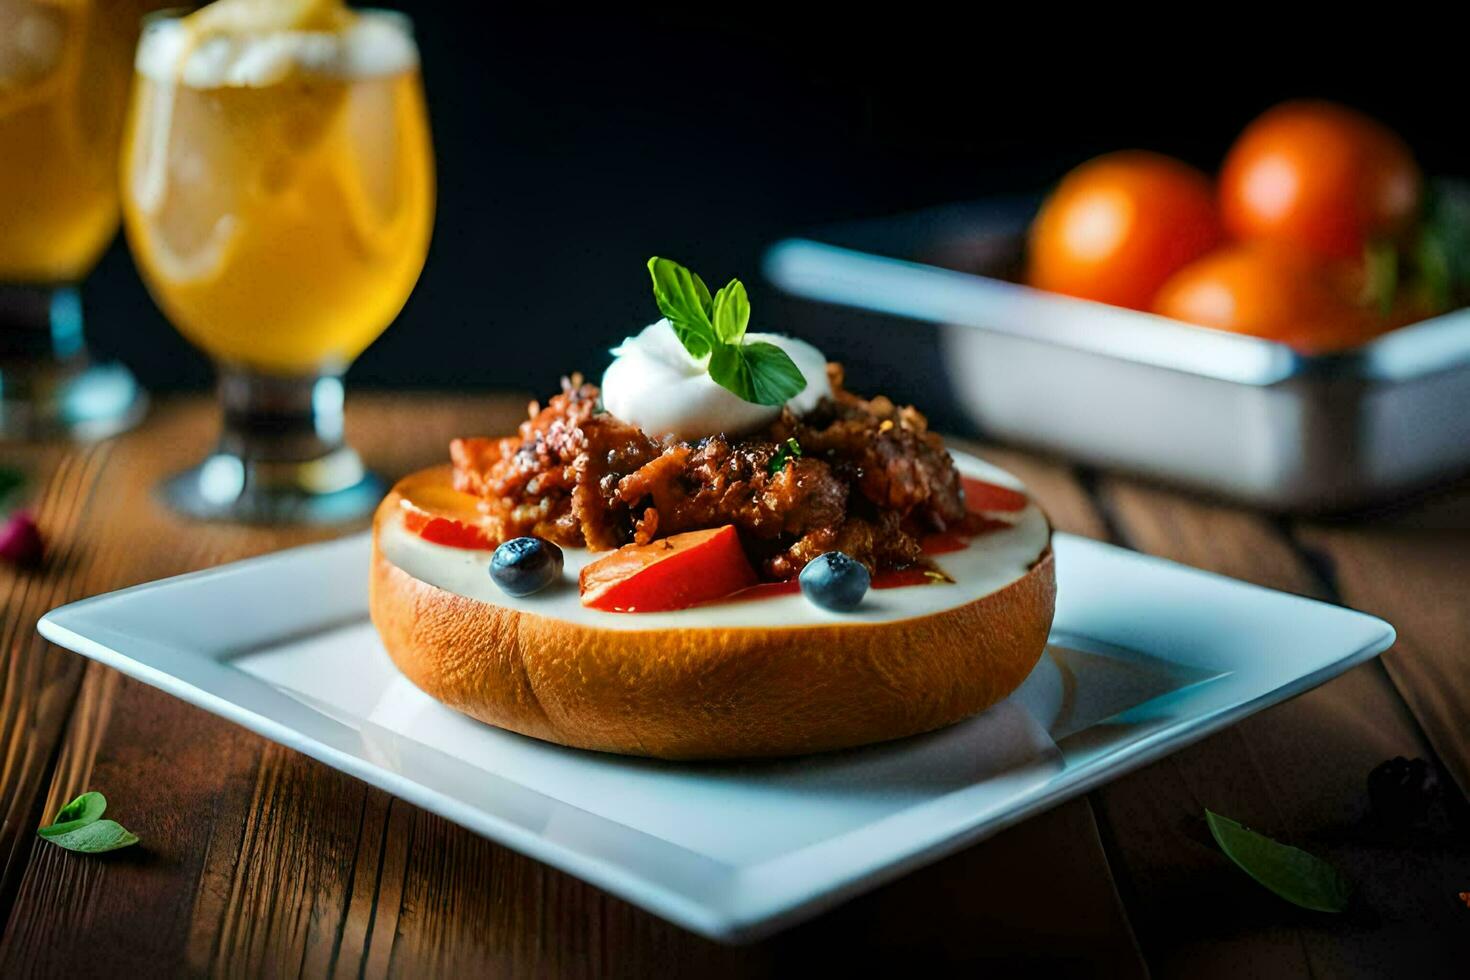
(1, 396, 1465, 977)
(0, 396, 1148, 977)
(1086, 479, 1470, 978)
(0, 441, 113, 916)
(1295, 500, 1470, 798)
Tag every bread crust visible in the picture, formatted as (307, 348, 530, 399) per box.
(370, 479, 1056, 760)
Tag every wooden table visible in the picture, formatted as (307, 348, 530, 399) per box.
(0, 393, 1466, 977)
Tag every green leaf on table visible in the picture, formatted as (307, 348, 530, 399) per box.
(38, 791, 108, 837)
(1206, 809, 1351, 912)
(39, 820, 139, 854)
(0, 465, 24, 511)
(710, 279, 750, 345)
(37, 790, 138, 854)
(648, 256, 715, 359)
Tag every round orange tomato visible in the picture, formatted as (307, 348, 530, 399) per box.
(1220, 101, 1421, 260)
(1152, 244, 1381, 353)
(1027, 151, 1222, 311)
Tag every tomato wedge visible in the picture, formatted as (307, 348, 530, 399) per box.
(580, 525, 758, 613)
(397, 466, 496, 550)
(912, 476, 1029, 553)
(962, 476, 1027, 515)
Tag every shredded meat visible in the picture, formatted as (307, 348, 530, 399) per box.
(450, 367, 967, 579)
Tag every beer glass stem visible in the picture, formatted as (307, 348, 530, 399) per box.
(0, 282, 146, 440)
(161, 365, 383, 524)
(0, 283, 85, 362)
(217, 367, 347, 463)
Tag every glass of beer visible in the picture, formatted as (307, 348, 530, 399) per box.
(121, 1, 434, 522)
(0, 0, 152, 439)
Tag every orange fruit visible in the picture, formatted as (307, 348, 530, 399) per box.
(1220, 100, 1421, 260)
(1153, 243, 1381, 353)
(1027, 151, 1222, 310)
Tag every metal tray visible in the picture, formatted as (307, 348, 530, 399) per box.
(763, 200, 1470, 512)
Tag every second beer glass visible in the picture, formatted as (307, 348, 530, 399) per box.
(121, 4, 434, 521)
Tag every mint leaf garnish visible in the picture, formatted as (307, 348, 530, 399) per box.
(38, 791, 139, 854)
(647, 257, 807, 407)
(1206, 809, 1351, 912)
(647, 257, 715, 359)
(708, 342, 806, 408)
(739, 341, 806, 405)
(711, 279, 750, 345)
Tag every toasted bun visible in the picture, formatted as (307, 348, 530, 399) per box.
(369, 470, 1056, 760)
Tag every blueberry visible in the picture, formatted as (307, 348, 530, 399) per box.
(799, 551, 870, 612)
(490, 537, 563, 597)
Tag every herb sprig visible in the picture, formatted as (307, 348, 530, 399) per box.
(769, 437, 803, 475)
(37, 791, 139, 854)
(647, 257, 806, 406)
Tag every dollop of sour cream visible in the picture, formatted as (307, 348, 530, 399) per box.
(600, 319, 832, 441)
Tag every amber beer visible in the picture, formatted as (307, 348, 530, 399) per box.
(0, 0, 150, 282)
(121, 12, 434, 374)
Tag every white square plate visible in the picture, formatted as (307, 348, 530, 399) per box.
(38, 532, 1393, 942)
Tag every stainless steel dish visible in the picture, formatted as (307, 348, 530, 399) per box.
(763, 202, 1470, 512)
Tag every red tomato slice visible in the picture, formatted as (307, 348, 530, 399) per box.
(402, 509, 496, 550)
(580, 525, 758, 613)
(920, 531, 970, 555)
(962, 476, 1028, 515)
(397, 466, 496, 550)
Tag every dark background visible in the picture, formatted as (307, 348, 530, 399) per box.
(83, 10, 1470, 419)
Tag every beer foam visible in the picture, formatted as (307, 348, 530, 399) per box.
(136, 12, 417, 88)
(0, 4, 67, 86)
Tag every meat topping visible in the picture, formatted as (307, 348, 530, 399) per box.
(450, 367, 967, 579)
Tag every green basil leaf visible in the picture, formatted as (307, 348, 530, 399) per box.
(740, 341, 807, 406)
(647, 256, 715, 359)
(711, 279, 750, 345)
(39, 791, 107, 837)
(1206, 810, 1351, 913)
(39, 819, 139, 854)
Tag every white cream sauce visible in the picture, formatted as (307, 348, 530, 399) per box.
(378, 452, 1051, 632)
(599, 319, 832, 442)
